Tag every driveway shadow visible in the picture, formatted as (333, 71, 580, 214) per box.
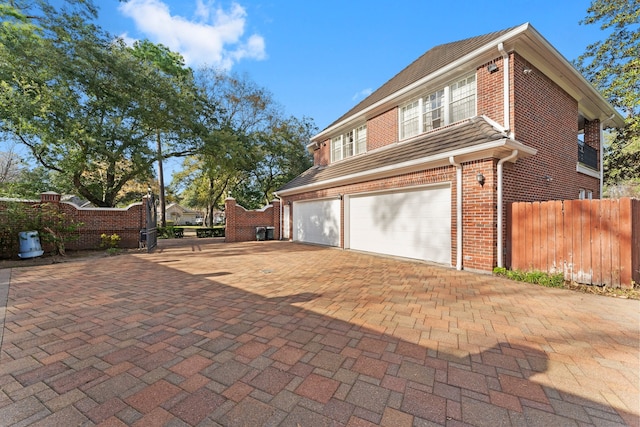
(0, 241, 637, 426)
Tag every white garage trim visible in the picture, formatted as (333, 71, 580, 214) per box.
(346, 184, 451, 265)
(293, 198, 341, 247)
(282, 204, 291, 240)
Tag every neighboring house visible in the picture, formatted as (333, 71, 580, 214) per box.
(275, 23, 624, 272)
(162, 203, 203, 226)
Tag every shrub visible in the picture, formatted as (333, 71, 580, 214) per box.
(157, 226, 175, 239)
(100, 233, 121, 249)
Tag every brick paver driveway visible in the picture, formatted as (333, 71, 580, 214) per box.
(1, 239, 638, 426)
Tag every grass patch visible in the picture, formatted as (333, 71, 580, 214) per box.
(493, 267, 565, 288)
(493, 267, 640, 299)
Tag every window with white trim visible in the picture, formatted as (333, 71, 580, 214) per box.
(423, 89, 444, 132)
(331, 135, 343, 162)
(450, 75, 476, 122)
(399, 73, 477, 141)
(355, 124, 367, 154)
(578, 189, 593, 200)
(400, 100, 420, 139)
(331, 124, 367, 162)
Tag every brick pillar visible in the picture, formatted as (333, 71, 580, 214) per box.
(584, 118, 601, 198)
(583, 118, 600, 151)
(40, 191, 61, 203)
(225, 197, 236, 243)
(271, 199, 281, 240)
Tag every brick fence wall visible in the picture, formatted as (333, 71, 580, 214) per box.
(224, 198, 280, 243)
(0, 192, 146, 257)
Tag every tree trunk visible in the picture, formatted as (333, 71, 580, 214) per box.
(157, 130, 166, 227)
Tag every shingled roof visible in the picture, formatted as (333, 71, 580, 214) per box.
(325, 25, 523, 130)
(279, 117, 520, 194)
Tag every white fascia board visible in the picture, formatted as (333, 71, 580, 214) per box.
(277, 138, 537, 196)
(312, 24, 532, 142)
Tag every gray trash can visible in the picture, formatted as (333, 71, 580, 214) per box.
(265, 227, 275, 240)
(256, 227, 266, 241)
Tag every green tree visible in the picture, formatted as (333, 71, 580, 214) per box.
(576, 0, 640, 191)
(236, 115, 315, 207)
(0, 1, 201, 207)
(131, 39, 203, 225)
(172, 69, 276, 221)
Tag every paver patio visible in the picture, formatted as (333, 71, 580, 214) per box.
(0, 239, 638, 426)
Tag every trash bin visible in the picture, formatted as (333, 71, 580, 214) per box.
(139, 229, 147, 242)
(256, 227, 266, 241)
(265, 227, 275, 241)
(18, 231, 44, 259)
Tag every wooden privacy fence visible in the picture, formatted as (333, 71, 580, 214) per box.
(507, 198, 639, 289)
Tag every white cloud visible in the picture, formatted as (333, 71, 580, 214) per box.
(352, 88, 373, 101)
(118, 0, 266, 69)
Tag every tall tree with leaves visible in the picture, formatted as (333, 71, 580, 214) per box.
(131, 40, 202, 225)
(172, 69, 277, 222)
(235, 115, 315, 208)
(576, 0, 640, 190)
(0, 0, 201, 206)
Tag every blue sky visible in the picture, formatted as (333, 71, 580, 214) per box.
(94, 0, 606, 132)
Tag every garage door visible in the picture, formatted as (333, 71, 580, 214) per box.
(347, 186, 451, 264)
(293, 199, 340, 246)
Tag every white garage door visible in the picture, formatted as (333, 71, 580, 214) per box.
(347, 186, 451, 264)
(293, 199, 340, 247)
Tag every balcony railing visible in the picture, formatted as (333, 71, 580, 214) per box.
(578, 141, 598, 170)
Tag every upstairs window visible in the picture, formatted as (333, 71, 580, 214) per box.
(355, 124, 367, 154)
(450, 75, 476, 122)
(399, 73, 476, 141)
(423, 89, 444, 132)
(331, 135, 343, 162)
(331, 124, 367, 162)
(400, 100, 420, 139)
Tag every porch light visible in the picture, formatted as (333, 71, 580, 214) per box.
(487, 63, 498, 73)
(476, 172, 485, 186)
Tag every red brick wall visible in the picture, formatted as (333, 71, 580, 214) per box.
(224, 198, 281, 242)
(477, 56, 506, 128)
(0, 193, 145, 257)
(583, 118, 601, 175)
(507, 53, 598, 202)
(313, 139, 331, 166)
(59, 201, 145, 250)
(367, 108, 398, 151)
(461, 159, 498, 270)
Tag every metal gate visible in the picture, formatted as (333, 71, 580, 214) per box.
(145, 193, 158, 252)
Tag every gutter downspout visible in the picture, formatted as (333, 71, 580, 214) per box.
(274, 193, 283, 240)
(498, 43, 511, 138)
(497, 150, 518, 268)
(449, 156, 462, 270)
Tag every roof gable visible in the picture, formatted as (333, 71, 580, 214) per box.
(326, 25, 522, 131)
(315, 22, 623, 141)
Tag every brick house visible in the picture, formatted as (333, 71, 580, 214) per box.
(275, 23, 623, 272)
